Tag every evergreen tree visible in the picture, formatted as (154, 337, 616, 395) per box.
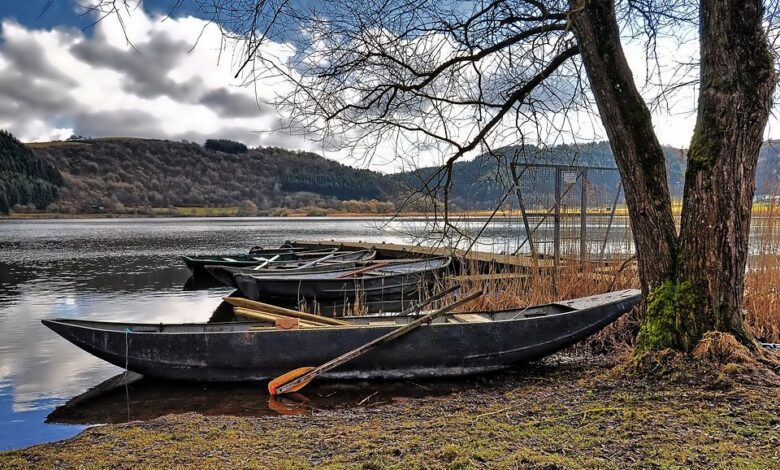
(0, 130, 63, 214)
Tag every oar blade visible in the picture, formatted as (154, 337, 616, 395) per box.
(268, 366, 315, 395)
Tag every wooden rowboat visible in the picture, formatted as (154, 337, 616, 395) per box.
(42, 289, 640, 382)
(233, 257, 452, 302)
(205, 250, 377, 288)
(182, 248, 338, 277)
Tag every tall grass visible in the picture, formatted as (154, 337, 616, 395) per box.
(744, 198, 780, 343)
(297, 199, 780, 348)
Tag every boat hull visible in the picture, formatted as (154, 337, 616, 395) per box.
(42, 290, 640, 382)
(233, 258, 451, 301)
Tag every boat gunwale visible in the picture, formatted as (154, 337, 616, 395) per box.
(42, 289, 640, 335)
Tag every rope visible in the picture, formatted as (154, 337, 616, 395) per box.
(123, 327, 131, 378)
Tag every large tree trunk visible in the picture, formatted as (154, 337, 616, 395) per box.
(569, 0, 678, 293)
(675, 0, 775, 347)
(571, 0, 775, 352)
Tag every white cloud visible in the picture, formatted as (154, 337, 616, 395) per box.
(0, 6, 308, 152)
(0, 2, 777, 171)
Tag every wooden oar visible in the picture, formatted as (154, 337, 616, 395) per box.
(252, 254, 280, 270)
(298, 252, 337, 269)
(336, 261, 392, 279)
(390, 284, 462, 317)
(224, 297, 352, 326)
(267, 290, 484, 396)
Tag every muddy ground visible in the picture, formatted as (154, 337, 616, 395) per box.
(2, 355, 778, 469)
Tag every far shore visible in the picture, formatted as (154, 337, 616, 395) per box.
(1, 207, 632, 220)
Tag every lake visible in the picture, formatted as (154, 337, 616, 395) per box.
(4, 216, 583, 450)
(13, 213, 766, 450)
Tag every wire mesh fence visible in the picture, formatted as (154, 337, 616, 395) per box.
(511, 163, 633, 263)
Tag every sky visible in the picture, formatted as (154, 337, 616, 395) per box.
(0, 0, 309, 151)
(0, 1, 777, 170)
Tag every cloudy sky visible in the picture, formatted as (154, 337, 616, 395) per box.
(0, 1, 309, 150)
(0, 1, 778, 169)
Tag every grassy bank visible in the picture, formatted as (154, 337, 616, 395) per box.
(1, 355, 777, 469)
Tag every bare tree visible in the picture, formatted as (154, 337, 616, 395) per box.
(92, 0, 779, 353)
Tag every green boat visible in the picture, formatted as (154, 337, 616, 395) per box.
(205, 250, 377, 287)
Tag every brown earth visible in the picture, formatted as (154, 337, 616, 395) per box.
(2, 354, 778, 469)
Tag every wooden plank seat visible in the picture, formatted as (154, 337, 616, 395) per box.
(451, 313, 492, 323)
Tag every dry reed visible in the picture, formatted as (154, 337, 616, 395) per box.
(299, 197, 780, 348)
(744, 197, 780, 343)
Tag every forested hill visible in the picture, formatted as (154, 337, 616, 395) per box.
(393, 142, 689, 210)
(0, 130, 63, 214)
(12, 136, 780, 215)
(29, 138, 395, 214)
(396, 141, 780, 210)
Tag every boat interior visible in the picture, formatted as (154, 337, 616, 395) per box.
(47, 302, 578, 333)
(240, 257, 451, 280)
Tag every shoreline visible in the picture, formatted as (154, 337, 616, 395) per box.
(2, 355, 778, 468)
(1, 209, 631, 220)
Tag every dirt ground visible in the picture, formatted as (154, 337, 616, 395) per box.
(2, 354, 778, 469)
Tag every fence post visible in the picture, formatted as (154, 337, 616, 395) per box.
(553, 166, 561, 297)
(580, 168, 588, 268)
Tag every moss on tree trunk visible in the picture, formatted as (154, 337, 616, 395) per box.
(636, 280, 701, 352)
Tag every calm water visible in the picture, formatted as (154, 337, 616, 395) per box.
(0, 216, 549, 451)
(4, 214, 773, 450)
(0, 216, 638, 450)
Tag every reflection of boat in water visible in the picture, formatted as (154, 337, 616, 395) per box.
(182, 274, 227, 291)
(46, 372, 481, 425)
(42, 290, 640, 382)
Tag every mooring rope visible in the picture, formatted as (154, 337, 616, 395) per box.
(123, 327, 131, 378)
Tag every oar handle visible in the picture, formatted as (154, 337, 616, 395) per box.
(252, 254, 280, 270)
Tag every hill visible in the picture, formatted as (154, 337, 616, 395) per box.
(15, 136, 780, 216)
(394, 142, 689, 210)
(30, 138, 395, 214)
(0, 130, 63, 214)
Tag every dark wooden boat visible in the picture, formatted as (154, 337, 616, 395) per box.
(233, 257, 452, 302)
(205, 250, 376, 288)
(182, 248, 338, 277)
(42, 289, 640, 382)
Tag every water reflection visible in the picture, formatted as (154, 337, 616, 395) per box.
(46, 372, 490, 426)
(183, 274, 226, 291)
(0, 217, 410, 450)
(0, 216, 637, 451)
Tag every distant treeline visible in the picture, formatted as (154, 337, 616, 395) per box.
(0, 130, 63, 214)
(282, 159, 393, 200)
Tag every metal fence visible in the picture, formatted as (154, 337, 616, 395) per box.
(511, 162, 632, 270)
